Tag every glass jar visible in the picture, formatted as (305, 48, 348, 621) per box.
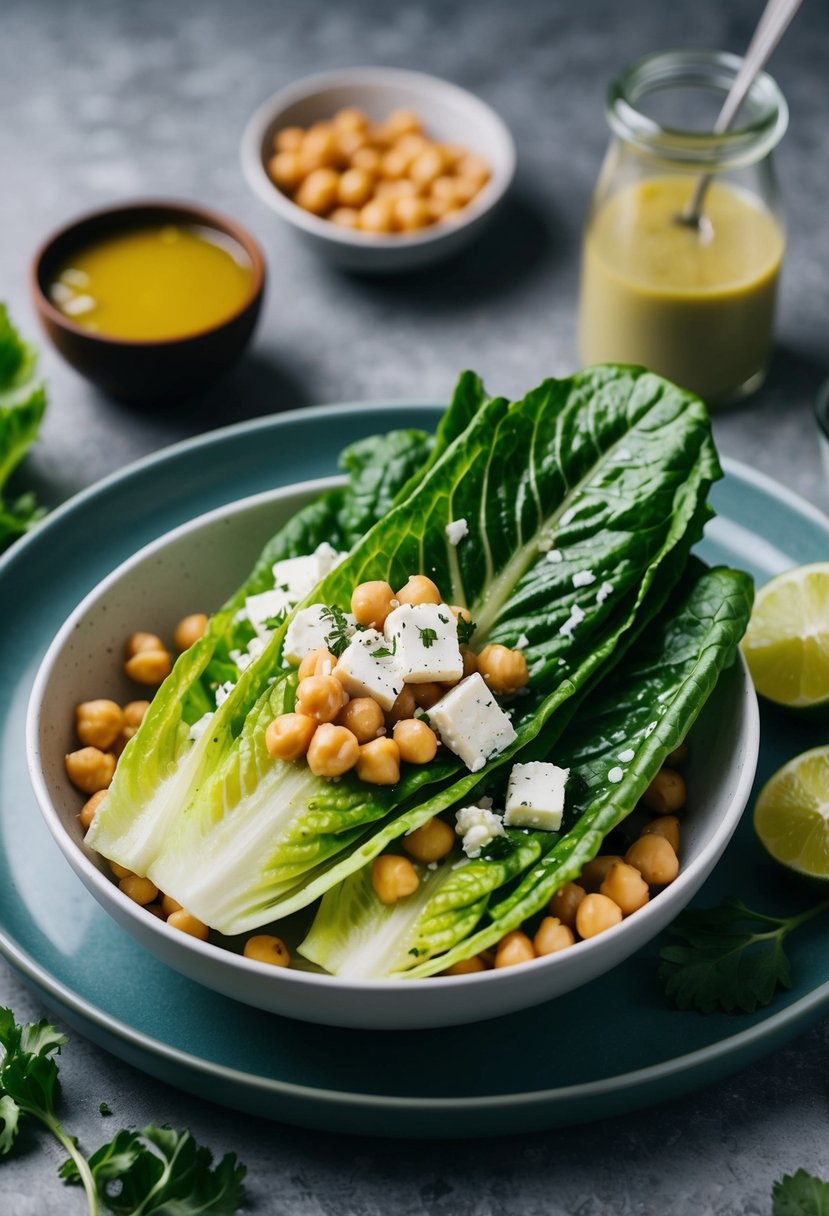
(578, 50, 788, 405)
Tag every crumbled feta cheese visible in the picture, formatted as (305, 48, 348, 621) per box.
(445, 518, 469, 546)
(229, 648, 252, 672)
(618, 748, 635, 763)
(244, 588, 293, 640)
(247, 636, 266, 662)
(504, 761, 569, 831)
(546, 549, 563, 564)
(313, 542, 347, 575)
(334, 628, 405, 711)
(608, 766, 624, 783)
(428, 673, 517, 773)
(284, 604, 354, 665)
(597, 580, 614, 605)
(572, 571, 596, 588)
(188, 712, 213, 742)
(384, 602, 463, 684)
(271, 544, 348, 604)
(560, 604, 586, 639)
(455, 805, 505, 858)
(215, 680, 235, 707)
(515, 633, 529, 650)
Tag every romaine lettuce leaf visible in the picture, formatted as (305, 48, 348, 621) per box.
(0, 306, 47, 551)
(128, 367, 722, 933)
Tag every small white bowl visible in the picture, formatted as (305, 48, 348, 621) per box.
(28, 481, 759, 1030)
(240, 67, 516, 272)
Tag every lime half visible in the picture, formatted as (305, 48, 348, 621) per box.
(741, 562, 829, 710)
(754, 746, 829, 881)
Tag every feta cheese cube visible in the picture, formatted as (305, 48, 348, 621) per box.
(334, 628, 405, 711)
(244, 589, 293, 640)
(504, 761, 569, 831)
(313, 542, 347, 576)
(384, 602, 463, 684)
(428, 673, 517, 773)
(455, 805, 506, 858)
(283, 604, 349, 666)
(271, 543, 348, 604)
(445, 518, 469, 546)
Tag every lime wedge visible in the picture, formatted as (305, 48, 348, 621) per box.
(754, 746, 829, 881)
(741, 562, 829, 709)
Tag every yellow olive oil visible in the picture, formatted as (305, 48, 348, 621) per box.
(50, 224, 254, 341)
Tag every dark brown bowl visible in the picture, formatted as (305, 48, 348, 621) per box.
(31, 200, 266, 404)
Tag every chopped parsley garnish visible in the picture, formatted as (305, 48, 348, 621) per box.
(263, 612, 286, 630)
(418, 626, 438, 648)
(456, 614, 477, 645)
(371, 638, 397, 659)
(438, 612, 449, 624)
(321, 605, 353, 658)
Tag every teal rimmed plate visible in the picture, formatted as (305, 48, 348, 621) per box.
(2, 402, 828, 1137)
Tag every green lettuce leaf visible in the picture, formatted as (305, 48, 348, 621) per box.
(130, 367, 721, 934)
(0, 305, 47, 551)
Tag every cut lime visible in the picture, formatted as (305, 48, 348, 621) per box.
(741, 562, 829, 710)
(754, 746, 829, 881)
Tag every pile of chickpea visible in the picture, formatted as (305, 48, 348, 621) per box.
(265, 572, 529, 790)
(440, 745, 688, 975)
(268, 107, 491, 235)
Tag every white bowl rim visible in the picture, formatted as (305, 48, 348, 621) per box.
(27, 477, 760, 999)
(240, 65, 517, 250)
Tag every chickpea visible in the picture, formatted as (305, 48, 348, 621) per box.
(477, 644, 529, 696)
(641, 814, 680, 854)
(174, 613, 208, 651)
(666, 742, 689, 768)
(356, 737, 400, 785)
(431, 175, 462, 204)
(534, 916, 575, 956)
(576, 893, 623, 939)
(411, 681, 445, 710)
(426, 196, 453, 223)
(269, 152, 306, 190)
(79, 788, 107, 831)
(275, 126, 305, 153)
(451, 604, 473, 625)
(330, 206, 360, 229)
(376, 178, 421, 201)
(334, 106, 368, 134)
(126, 631, 165, 658)
(65, 747, 116, 794)
(456, 152, 491, 184)
(161, 894, 182, 917)
(119, 875, 158, 906)
(549, 881, 586, 928)
(380, 147, 409, 180)
(440, 142, 465, 167)
(409, 146, 446, 187)
(110, 861, 133, 879)
(385, 685, 417, 726)
(579, 855, 623, 894)
(359, 197, 395, 234)
(301, 122, 339, 167)
(495, 930, 536, 968)
(265, 712, 317, 762)
(625, 835, 679, 886)
(394, 196, 430, 232)
(335, 130, 368, 162)
(403, 816, 454, 863)
(298, 648, 337, 681)
(443, 957, 487, 976)
(244, 934, 290, 967)
(125, 648, 172, 686)
(167, 909, 209, 940)
(460, 646, 478, 678)
(307, 723, 360, 777)
(394, 132, 428, 164)
(296, 674, 347, 724)
(75, 699, 124, 750)
(642, 767, 686, 814)
(372, 854, 419, 904)
(394, 718, 438, 765)
(337, 697, 385, 744)
(123, 700, 150, 730)
(395, 574, 442, 606)
(337, 167, 375, 209)
(146, 903, 165, 920)
(386, 108, 421, 137)
(351, 580, 395, 629)
(453, 176, 484, 205)
(351, 145, 382, 174)
(600, 861, 650, 916)
(295, 167, 340, 215)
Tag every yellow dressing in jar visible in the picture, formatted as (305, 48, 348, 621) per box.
(579, 176, 785, 403)
(49, 224, 254, 341)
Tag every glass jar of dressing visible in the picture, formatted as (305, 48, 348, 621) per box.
(579, 50, 788, 405)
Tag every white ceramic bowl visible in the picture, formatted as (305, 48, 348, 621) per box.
(27, 480, 759, 1030)
(240, 67, 516, 272)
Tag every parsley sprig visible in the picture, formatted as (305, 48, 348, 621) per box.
(773, 1169, 829, 1215)
(321, 605, 353, 658)
(456, 613, 476, 646)
(417, 626, 438, 648)
(0, 1006, 245, 1214)
(658, 897, 829, 1014)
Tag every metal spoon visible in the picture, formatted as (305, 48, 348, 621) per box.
(678, 0, 803, 229)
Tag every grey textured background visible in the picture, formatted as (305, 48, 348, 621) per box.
(2, 0, 829, 1212)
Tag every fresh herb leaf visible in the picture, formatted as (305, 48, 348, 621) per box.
(99, 1101, 112, 1116)
(773, 1169, 829, 1216)
(456, 614, 476, 646)
(263, 612, 286, 631)
(658, 898, 829, 1014)
(62, 1125, 247, 1215)
(418, 626, 438, 649)
(321, 605, 353, 658)
(370, 638, 396, 659)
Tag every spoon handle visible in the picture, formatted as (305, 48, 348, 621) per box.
(683, 0, 803, 224)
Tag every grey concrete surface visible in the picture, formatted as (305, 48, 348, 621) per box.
(1, 0, 828, 1212)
